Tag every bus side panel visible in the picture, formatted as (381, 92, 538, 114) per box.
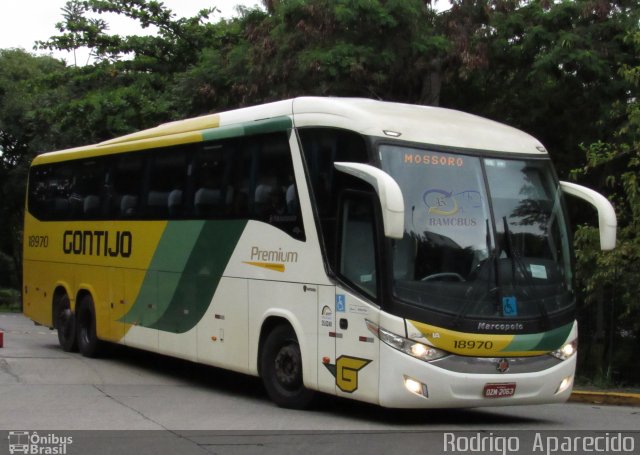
(248, 280, 318, 389)
(157, 271, 197, 361)
(316, 285, 337, 395)
(196, 277, 250, 373)
(123, 269, 159, 352)
(333, 290, 380, 405)
(75, 264, 109, 340)
(23, 259, 71, 327)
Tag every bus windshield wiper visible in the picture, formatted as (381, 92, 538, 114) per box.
(502, 216, 550, 328)
(453, 219, 498, 328)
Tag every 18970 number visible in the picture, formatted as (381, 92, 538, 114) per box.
(453, 340, 494, 350)
(28, 235, 49, 248)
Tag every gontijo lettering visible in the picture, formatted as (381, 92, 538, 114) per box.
(62, 230, 132, 257)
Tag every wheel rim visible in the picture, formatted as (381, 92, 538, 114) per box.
(274, 343, 302, 391)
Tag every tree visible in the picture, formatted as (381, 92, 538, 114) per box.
(38, 0, 218, 71)
(570, 31, 640, 385)
(174, 0, 449, 112)
(441, 0, 639, 176)
(0, 50, 69, 288)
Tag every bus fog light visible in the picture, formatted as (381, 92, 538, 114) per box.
(404, 375, 428, 398)
(556, 375, 573, 394)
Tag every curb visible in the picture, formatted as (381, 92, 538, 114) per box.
(570, 390, 640, 406)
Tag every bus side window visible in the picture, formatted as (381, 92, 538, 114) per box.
(28, 164, 74, 221)
(110, 154, 144, 219)
(339, 193, 378, 298)
(250, 133, 305, 241)
(147, 148, 188, 219)
(192, 143, 233, 219)
(298, 128, 369, 271)
(69, 160, 105, 220)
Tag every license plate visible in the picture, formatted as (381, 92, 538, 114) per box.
(483, 383, 516, 398)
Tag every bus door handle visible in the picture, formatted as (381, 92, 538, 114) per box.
(339, 318, 348, 330)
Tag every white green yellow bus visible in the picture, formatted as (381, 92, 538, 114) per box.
(23, 97, 617, 409)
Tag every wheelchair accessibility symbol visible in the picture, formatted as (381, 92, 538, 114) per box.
(502, 296, 518, 317)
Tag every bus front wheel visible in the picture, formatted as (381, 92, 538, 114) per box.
(54, 293, 77, 352)
(260, 324, 315, 409)
(76, 295, 103, 358)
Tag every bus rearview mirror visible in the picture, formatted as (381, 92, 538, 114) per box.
(334, 162, 405, 239)
(560, 181, 617, 251)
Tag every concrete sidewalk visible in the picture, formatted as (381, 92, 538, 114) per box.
(570, 390, 640, 406)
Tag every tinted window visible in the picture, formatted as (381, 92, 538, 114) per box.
(28, 132, 305, 240)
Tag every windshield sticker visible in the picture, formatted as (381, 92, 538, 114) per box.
(423, 188, 483, 228)
(529, 264, 548, 280)
(423, 189, 482, 217)
(404, 153, 465, 167)
(502, 296, 518, 317)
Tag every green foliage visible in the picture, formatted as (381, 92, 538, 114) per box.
(569, 31, 640, 384)
(174, 0, 448, 109)
(0, 288, 21, 312)
(0, 50, 71, 290)
(442, 0, 639, 175)
(38, 0, 218, 71)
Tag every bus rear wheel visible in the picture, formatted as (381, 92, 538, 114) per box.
(54, 293, 77, 352)
(76, 295, 103, 358)
(260, 324, 315, 409)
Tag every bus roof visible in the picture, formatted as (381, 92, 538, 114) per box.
(32, 97, 547, 165)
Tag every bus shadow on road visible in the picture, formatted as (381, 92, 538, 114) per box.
(92, 343, 553, 427)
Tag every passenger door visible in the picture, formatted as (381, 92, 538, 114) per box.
(333, 192, 380, 404)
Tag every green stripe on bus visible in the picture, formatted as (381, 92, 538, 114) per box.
(531, 322, 573, 351)
(503, 322, 573, 353)
(121, 220, 247, 333)
(148, 219, 247, 333)
(120, 221, 205, 328)
(202, 116, 292, 142)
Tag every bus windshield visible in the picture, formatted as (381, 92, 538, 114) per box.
(380, 145, 574, 321)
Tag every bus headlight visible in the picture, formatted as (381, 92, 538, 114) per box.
(366, 320, 448, 362)
(550, 338, 578, 361)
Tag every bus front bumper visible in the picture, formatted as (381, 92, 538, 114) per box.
(378, 342, 576, 408)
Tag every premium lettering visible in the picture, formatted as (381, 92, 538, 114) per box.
(62, 230, 132, 258)
(250, 246, 298, 263)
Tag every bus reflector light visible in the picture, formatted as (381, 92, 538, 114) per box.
(403, 375, 428, 398)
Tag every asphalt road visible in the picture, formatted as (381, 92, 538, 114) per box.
(1, 313, 638, 454)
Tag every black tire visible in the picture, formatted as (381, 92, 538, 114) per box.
(260, 324, 315, 409)
(54, 293, 77, 352)
(76, 295, 103, 358)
